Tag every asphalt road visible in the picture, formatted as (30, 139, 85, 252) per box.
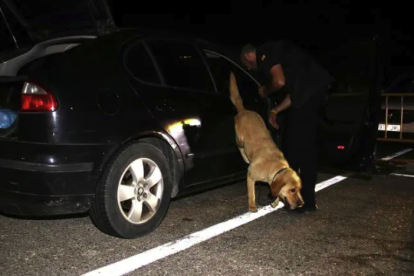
(0, 142, 413, 276)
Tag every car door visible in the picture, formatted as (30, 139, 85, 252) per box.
(201, 49, 269, 121)
(202, 46, 288, 161)
(311, 35, 383, 172)
(139, 37, 246, 186)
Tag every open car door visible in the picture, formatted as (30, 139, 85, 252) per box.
(314, 35, 383, 172)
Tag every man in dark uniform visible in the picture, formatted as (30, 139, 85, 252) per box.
(240, 40, 334, 214)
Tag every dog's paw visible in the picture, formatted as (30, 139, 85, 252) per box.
(249, 206, 258, 213)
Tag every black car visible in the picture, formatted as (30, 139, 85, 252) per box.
(0, 0, 381, 239)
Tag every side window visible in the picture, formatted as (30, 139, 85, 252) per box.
(124, 41, 161, 84)
(204, 51, 259, 99)
(146, 39, 214, 91)
(203, 51, 265, 115)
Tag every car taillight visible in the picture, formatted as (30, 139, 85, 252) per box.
(20, 81, 58, 112)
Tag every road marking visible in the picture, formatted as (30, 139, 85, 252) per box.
(380, 148, 412, 161)
(81, 149, 408, 276)
(390, 173, 414, 178)
(315, 175, 348, 192)
(82, 176, 347, 276)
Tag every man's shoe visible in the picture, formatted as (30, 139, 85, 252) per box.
(300, 204, 318, 214)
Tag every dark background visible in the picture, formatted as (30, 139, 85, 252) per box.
(110, 2, 407, 44)
(110, 1, 413, 87)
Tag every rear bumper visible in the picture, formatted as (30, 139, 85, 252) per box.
(0, 189, 93, 216)
(0, 139, 116, 216)
(0, 161, 96, 216)
(0, 158, 93, 172)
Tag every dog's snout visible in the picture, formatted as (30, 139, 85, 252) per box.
(297, 200, 304, 208)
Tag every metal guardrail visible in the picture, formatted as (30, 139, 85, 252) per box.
(377, 93, 414, 143)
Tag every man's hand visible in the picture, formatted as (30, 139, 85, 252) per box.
(258, 86, 267, 98)
(269, 110, 279, 129)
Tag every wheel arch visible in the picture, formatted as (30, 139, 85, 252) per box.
(96, 131, 184, 198)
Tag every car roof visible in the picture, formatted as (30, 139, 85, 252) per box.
(97, 28, 240, 62)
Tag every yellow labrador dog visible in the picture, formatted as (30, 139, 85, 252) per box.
(229, 72, 304, 212)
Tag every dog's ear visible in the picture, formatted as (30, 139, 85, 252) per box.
(270, 169, 299, 197)
(270, 173, 286, 198)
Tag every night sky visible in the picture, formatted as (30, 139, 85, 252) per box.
(110, 2, 413, 85)
(111, 2, 410, 45)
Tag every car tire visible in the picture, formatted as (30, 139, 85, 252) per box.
(90, 141, 172, 239)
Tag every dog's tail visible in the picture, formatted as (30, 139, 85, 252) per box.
(229, 71, 245, 113)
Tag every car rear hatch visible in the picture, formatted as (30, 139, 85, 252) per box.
(0, 0, 116, 139)
(0, 0, 116, 49)
(0, 76, 25, 138)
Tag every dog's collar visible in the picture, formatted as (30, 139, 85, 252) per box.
(272, 167, 288, 181)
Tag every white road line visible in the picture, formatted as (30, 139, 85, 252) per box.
(81, 177, 346, 276)
(80, 149, 408, 276)
(390, 173, 414, 178)
(380, 148, 412, 161)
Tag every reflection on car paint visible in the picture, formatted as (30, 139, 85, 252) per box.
(167, 118, 201, 136)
